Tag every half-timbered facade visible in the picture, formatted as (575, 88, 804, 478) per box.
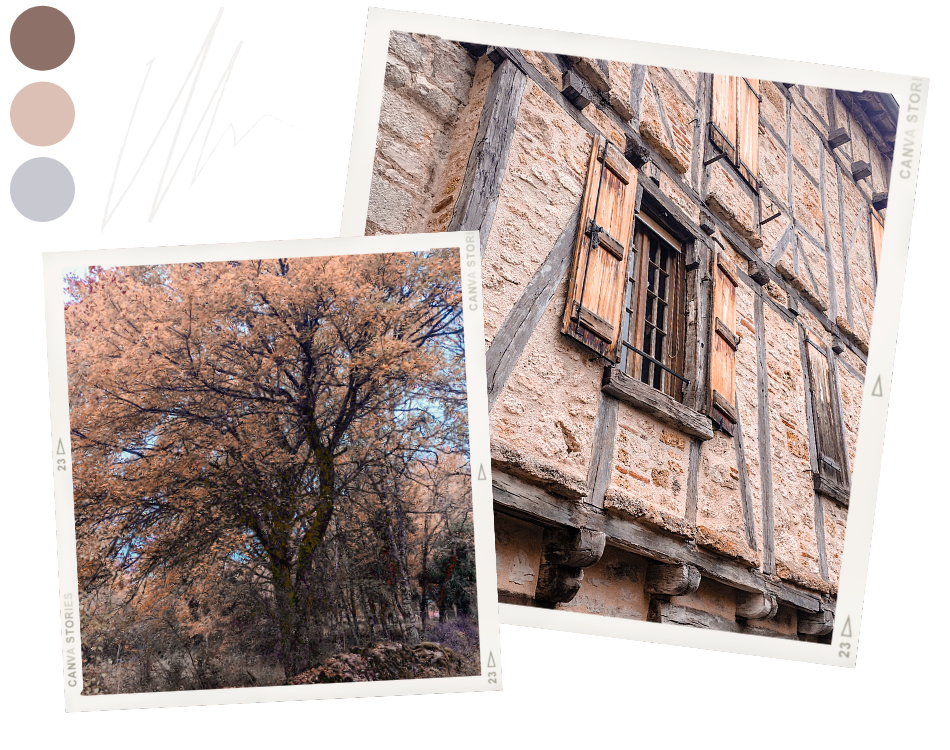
(363, 32, 895, 640)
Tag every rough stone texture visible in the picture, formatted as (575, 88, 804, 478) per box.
(793, 164, 824, 245)
(522, 50, 562, 89)
(367, 33, 476, 237)
(760, 82, 787, 135)
(606, 60, 635, 121)
(489, 272, 602, 475)
(822, 496, 848, 587)
(480, 80, 590, 344)
(289, 642, 476, 684)
(491, 439, 588, 500)
(706, 162, 762, 248)
(758, 122, 789, 208)
(763, 304, 822, 581)
(610, 403, 689, 519)
(658, 169, 701, 225)
(557, 545, 650, 619)
(776, 233, 829, 312)
(495, 514, 542, 599)
(639, 68, 692, 174)
(836, 358, 864, 475)
(790, 97, 822, 179)
(426, 55, 493, 233)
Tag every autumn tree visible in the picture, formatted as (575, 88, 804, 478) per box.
(66, 250, 466, 677)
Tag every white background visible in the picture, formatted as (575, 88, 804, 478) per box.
(1, 0, 944, 744)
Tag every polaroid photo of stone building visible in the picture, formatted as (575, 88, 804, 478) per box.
(342, 10, 926, 664)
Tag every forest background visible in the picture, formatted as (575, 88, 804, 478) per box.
(63, 248, 480, 693)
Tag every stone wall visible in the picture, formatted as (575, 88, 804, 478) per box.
(365, 34, 891, 638)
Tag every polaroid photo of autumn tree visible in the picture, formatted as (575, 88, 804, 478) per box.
(45, 234, 501, 709)
(342, 10, 926, 665)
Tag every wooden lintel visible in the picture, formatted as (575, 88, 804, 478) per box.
(602, 366, 714, 441)
(649, 601, 798, 640)
(645, 563, 702, 596)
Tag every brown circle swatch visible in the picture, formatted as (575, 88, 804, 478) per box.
(11, 82, 74, 146)
(10, 6, 75, 71)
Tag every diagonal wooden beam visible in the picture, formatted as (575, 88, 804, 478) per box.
(485, 202, 582, 410)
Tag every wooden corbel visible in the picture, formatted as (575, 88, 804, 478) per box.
(534, 527, 607, 603)
(798, 607, 834, 636)
(735, 591, 779, 620)
(644, 563, 702, 597)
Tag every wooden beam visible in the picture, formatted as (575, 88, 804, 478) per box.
(685, 438, 701, 525)
(820, 146, 839, 320)
(754, 294, 777, 575)
(629, 64, 647, 130)
(485, 202, 582, 410)
(649, 601, 798, 639)
(601, 366, 715, 441)
(586, 393, 619, 510)
(645, 563, 701, 596)
(448, 57, 527, 256)
(492, 470, 822, 612)
(732, 388, 758, 551)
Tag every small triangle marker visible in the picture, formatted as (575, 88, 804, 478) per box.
(841, 616, 852, 638)
(487, 651, 496, 668)
(477, 464, 487, 481)
(871, 376, 883, 397)
(56, 438, 65, 455)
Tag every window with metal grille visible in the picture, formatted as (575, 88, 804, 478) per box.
(620, 215, 687, 402)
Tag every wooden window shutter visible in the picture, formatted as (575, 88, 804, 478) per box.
(870, 208, 885, 273)
(711, 74, 738, 163)
(737, 78, 760, 187)
(805, 337, 850, 501)
(562, 135, 638, 361)
(708, 250, 740, 434)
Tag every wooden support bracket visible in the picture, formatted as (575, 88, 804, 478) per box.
(872, 191, 888, 211)
(645, 563, 702, 596)
(535, 527, 607, 603)
(736, 591, 779, 620)
(561, 68, 595, 110)
(748, 257, 771, 285)
(827, 127, 851, 149)
(798, 608, 835, 636)
(851, 160, 872, 181)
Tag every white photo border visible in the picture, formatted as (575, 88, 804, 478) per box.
(340, 8, 929, 668)
(44, 230, 502, 710)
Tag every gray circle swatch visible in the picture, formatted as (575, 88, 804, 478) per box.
(10, 157, 74, 221)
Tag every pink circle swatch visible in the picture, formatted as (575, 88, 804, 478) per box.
(11, 82, 75, 146)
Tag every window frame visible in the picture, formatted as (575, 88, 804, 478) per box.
(600, 186, 715, 442)
(620, 214, 688, 404)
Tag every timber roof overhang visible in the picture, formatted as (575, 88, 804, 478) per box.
(837, 90, 899, 157)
